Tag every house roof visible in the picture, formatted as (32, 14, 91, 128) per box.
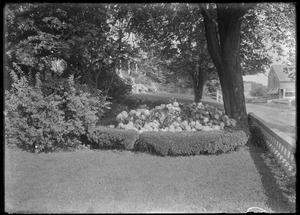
(271, 64, 294, 82)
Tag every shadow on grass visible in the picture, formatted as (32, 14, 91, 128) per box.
(247, 143, 296, 213)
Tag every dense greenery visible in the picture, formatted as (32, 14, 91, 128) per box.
(88, 126, 140, 150)
(250, 86, 268, 97)
(249, 125, 268, 149)
(129, 3, 295, 125)
(4, 3, 134, 98)
(4, 3, 295, 153)
(5, 65, 110, 152)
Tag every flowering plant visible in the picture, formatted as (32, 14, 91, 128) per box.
(114, 101, 236, 133)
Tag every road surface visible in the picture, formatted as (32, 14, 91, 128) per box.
(246, 103, 296, 140)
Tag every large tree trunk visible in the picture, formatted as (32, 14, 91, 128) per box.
(200, 3, 254, 126)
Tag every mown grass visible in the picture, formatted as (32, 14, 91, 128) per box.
(5, 144, 295, 213)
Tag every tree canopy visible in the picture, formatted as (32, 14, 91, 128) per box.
(5, 3, 296, 119)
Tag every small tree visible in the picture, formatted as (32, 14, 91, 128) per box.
(250, 87, 267, 97)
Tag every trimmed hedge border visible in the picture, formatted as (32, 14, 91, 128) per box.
(88, 126, 248, 156)
(136, 130, 248, 156)
(89, 126, 139, 150)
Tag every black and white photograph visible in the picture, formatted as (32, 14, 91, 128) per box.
(4, 3, 296, 213)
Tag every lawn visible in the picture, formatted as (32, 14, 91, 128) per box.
(127, 92, 225, 110)
(5, 92, 296, 213)
(5, 145, 295, 213)
(127, 92, 195, 104)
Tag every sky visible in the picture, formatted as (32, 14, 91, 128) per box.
(243, 73, 268, 86)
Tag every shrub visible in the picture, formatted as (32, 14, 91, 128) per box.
(87, 126, 139, 150)
(147, 85, 157, 93)
(5, 67, 110, 153)
(249, 125, 268, 149)
(98, 69, 132, 99)
(115, 96, 164, 111)
(114, 101, 236, 133)
(136, 130, 248, 156)
(291, 98, 295, 106)
(134, 83, 149, 93)
(108, 75, 132, 99)
(99, 103, 129, 127)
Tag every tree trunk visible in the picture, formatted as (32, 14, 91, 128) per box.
(200, 3, 252, 126)
(191, 61, 207, 103)
(105, 27, 123, 97)
(193, 72, 206, 103)
(194, 85, 204, 103)
(95, 67, 102, 90)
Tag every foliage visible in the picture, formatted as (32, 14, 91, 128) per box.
(250, 86, 268, 97)
(147, 85, 157, 93)
(131, 83, 157, 93)
(133, 83, 148, 93)
(129, 3, 295, 124)
(114, 101, 236, 133)
(130, 3, 216, 102)
(115, 95, 164, 110)
(5, 66, 110, 153)
(129, 3, 295, 98)
(136, 130, 248, 156)
(87, 126, 139, 150)
(4, 3, 135, 99)
(5, 3, 296, 126)
(205, 79, 221, 94)
(254, 3, 295, 65)
(249, 125, 268, 149)
(283, 66, 295, 81)
(97, 69, 132, 99)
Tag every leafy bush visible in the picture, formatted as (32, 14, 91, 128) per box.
(147, 85, 158, 93)
(99, 103, 129, 127)
(114, 96, 164, 111)
(98, 69, 132, 99)
(114, 101, 236, 133)
(249, 125, 268, 149)
(108, 75, 132, 99)
(5, 67, 110, 153)
(133, 83, 149, 93)
(87, 126, 139, 150)
(136, 130, 248, 156)
(250, 87, 268, 97)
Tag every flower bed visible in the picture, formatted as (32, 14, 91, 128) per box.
(86, 101, 248, 156)
(113, 101, 236, 133)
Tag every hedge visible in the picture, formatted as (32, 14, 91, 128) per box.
(81, 126, 248, 156)
(248, 125, 268, 149)
(135, 130, 248, 156)
(88, 126, 139, 150)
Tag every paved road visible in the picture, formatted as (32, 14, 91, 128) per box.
(246, 103, 296, 140)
